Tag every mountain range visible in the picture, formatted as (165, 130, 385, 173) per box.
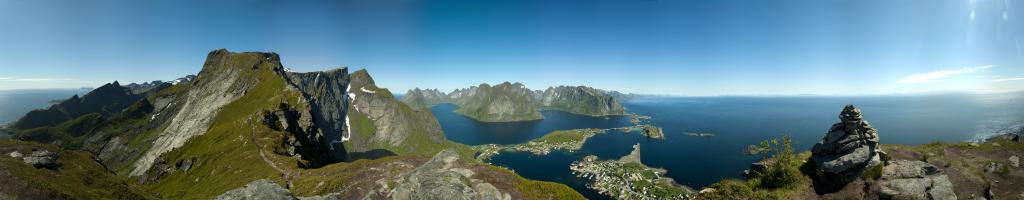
(0, 49, 582, 199)
(401, 83, 630, 122)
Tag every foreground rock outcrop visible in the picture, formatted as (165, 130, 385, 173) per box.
(216, 179, 338, 200)
(877, 160, 957, 200)
(19, 149, 60, 169)
(810, 105, 882, 185)
(371, 150, 511, 200)
(540, 86, 625, 116)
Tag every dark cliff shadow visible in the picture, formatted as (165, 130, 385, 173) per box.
(344, 149, 397, 162)
(804, 159, 873, 195)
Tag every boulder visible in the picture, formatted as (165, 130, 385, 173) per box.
(810, 105, 882, 184)
(878, 160, 957, 200)
(383, 150, 510, 200)
(215, 179, 295, 200)
(215, 179, 339, 200)
(1010, 155, 1019, 168)
(21, 150, 59, 169)
(881, 159, 937, 178)
(742, 161, 771, 178)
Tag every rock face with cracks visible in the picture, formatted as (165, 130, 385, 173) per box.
(878, 160, 957, 200)
(344, 69, 447, 154)
(282, 67, 351, 161)
(810, 105, 883, 185)
(378, 150, 511, 200)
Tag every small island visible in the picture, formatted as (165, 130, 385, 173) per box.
(474, 126, 666, 161)
(570, 144, 694, 200)
(637, 124, 665, 139)
(685, 132, 716, 138)
(628, 113, 651, 125)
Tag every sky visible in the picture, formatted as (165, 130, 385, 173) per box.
(0, 0, 1022, 96)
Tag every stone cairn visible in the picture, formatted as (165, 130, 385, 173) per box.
(810, 105, 883, 185)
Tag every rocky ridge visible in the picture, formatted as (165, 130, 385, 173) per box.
(131, 49, 280, 176)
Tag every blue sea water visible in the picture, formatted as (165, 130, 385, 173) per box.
(431, 93, 1024, 199)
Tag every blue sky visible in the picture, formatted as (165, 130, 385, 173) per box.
(0, 0, 1021, 95)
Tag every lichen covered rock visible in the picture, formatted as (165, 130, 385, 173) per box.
(878, 160, 957, 200)
(21, 150, 59, 169)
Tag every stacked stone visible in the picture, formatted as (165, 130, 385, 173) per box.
(811, 105, 883, 184)
(813, 105, 880, 156)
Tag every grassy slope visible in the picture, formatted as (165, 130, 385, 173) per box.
(144, 56, 304, 199)
(882, 138, 1024, 198)
(0, 140, 154, 199)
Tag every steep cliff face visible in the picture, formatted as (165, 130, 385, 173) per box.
(282, 67, 350, 162)
(131, 49, 280, 176)
(346, 70, 447, 154)
(400, 88, 449, 111)
(540, 86, 625, 116)
(449, 82, 543, 122)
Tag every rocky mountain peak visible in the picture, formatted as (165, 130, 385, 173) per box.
(349, 69, 375, 86)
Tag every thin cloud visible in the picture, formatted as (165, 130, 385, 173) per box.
(895, 65, 993, 83)
(0, 77, 74, 82)
(993, 77, 1024, 82)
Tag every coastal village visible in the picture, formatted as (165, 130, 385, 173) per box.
(570, 144, 694, 200)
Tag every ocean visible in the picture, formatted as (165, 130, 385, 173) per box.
(431, 93, 1024, 199)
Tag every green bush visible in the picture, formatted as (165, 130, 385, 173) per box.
(756, 135, 801, 189)
(699, 135, 806, 199)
